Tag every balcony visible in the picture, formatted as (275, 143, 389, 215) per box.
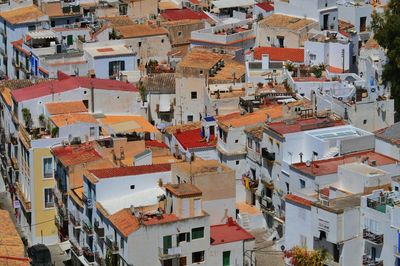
(82, 194, 93, 209)
(158, 246, 182, 260)
(94, 223, 105, 238)
(95, 252, 104, 265)
(243, 176, 259, 191)
(394, 245, 400, 258)
(82, 247, 95, 263)
(70, 239, 83, 257)
(69, 213, 81, 229)
(82, 220, 93, 236)
(12, 58, 20, 68)
(20, 63, 29, 74)
(362, 255, 383, 266)
(105, 236, 119, 254)
(262, 148, 275, 161)
(15, 182, 31, 211)
(363, 229, 384, 245)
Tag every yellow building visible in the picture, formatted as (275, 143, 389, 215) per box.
(16, 136, 59, 245)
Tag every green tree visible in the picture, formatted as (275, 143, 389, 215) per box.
(372, 1, 400, 120)
(283, 246, 331, 266)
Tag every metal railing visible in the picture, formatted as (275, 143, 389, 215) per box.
(363, 229, 384, 245)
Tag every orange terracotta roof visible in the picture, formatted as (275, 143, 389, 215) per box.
(115, 24, 168, 39)
(11, 39, 30, 56)
(45, 101, 88, 115)
(328, 65, 344, 73)
(286, 194, 312, 207)
(52, 143, 102, 166)
(108, 208, 140, 237)
(165, 183, 202, 198)
(50, 113, 97, 127)
(260, 14, 317, 30)
(178, 48, 223, 69)
(218, 105, 282, 128)
(0, 87, 13, 108)
(38, 66, 49, 75)
(100, 115, 158, 133)
(253, 47, 304, 62)
(291, 150, 398, 177)
(142, 213, 179, 226)
(266, 118, 345, 135)
(0, 210, 29, 265)
(1, 6, 46, 25)
(89, 163, 171, 179)
(364, 38, 380, 49)
(42, 2, 81, 18)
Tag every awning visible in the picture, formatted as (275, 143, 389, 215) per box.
(27, 30, 57, 40)
(59, 240, 71, 252)
(110, 120, 141, 134)
(212, 0, 254, 9)
(159, 94, 171, 112)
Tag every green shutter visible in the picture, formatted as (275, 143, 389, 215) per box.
(223, 251, 230, 266)
(192, 227, 204, 240)
(163, 235, 172, 254)
(67, 35, 73, 45)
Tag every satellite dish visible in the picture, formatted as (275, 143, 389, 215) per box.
(306, 160, 312, 167)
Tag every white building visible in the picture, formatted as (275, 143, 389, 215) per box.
(274, 0, 338, 31)
(375, 122, 400, 160)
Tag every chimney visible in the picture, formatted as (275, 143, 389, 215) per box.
(262, 54, 269, 70)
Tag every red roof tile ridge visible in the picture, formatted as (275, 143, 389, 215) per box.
(90, 163, 172, 179)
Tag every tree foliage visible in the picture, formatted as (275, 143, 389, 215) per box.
(372, 0, 400, 120)
(283, 246, 331, 266)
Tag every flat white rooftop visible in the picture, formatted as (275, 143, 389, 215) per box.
(84, 45, 134, 58)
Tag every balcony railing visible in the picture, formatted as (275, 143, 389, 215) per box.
(82, 194, 93, 209)
(20, 63, 29, 74)
(82, 247, 95, 263)
(12, 58, 20, 68)
(362, 255, 383, 266)
(105, 236, 119, 254)
(394, 245, 400, 258)
(158, 246, 182, 260)
(15, 182, 31, 211)
(69, 213, 81, 228)
(94, 225, 105, 238)
(82, 220, 93, 236)
(70, 239, 83, 257)
(363, 229, 384, 245)
(262, 148, 275, 161)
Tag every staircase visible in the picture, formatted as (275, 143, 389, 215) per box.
(239, 212, 251, 230)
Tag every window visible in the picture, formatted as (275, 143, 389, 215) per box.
(360, 16, 367, 32)
(89, 127, 95, 137)
(138, 42, 142, 47)
(191, 227, 204, 240)
(191, 91, 197, 99)
(162, 235, 172, 254)
(177, 232, 190, 245)
(277, 36, 284, 48)
(161, 39, 164, 43)
(236, 161, 239, 165)
(130, 185, 135, 190)
(235, 139, 238, 143)
(44, 188, 54, 208)
(51, 21, 55, 27)
(309, 54, 316, 61)
(395, 186, 399, 192)
(28, 25, 36, 31)
(300, 179, 306, 189)
(285, 182, 289, 193)
(108, 61, 125, 77)
(247, 137, 253, 149)
(300, 235, 307, 248)
(120, 237, 124, 249)
(43, 158, 53, 178)
(363, 119, 367, 125)
(187, 115, 193, 122)
(223, 251, 230, 266)
(255, 142, 260, 153)
(67, 35, 73, 46)
(267, 36, 270, 42)
(119, 4, 127, 15)
(192, 251, 205, 263)
(178, 31, 182, 36)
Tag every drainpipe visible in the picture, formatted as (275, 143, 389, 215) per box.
(90, 86, 94, 113)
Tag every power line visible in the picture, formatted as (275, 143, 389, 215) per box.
(19, 217, 55, 228)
